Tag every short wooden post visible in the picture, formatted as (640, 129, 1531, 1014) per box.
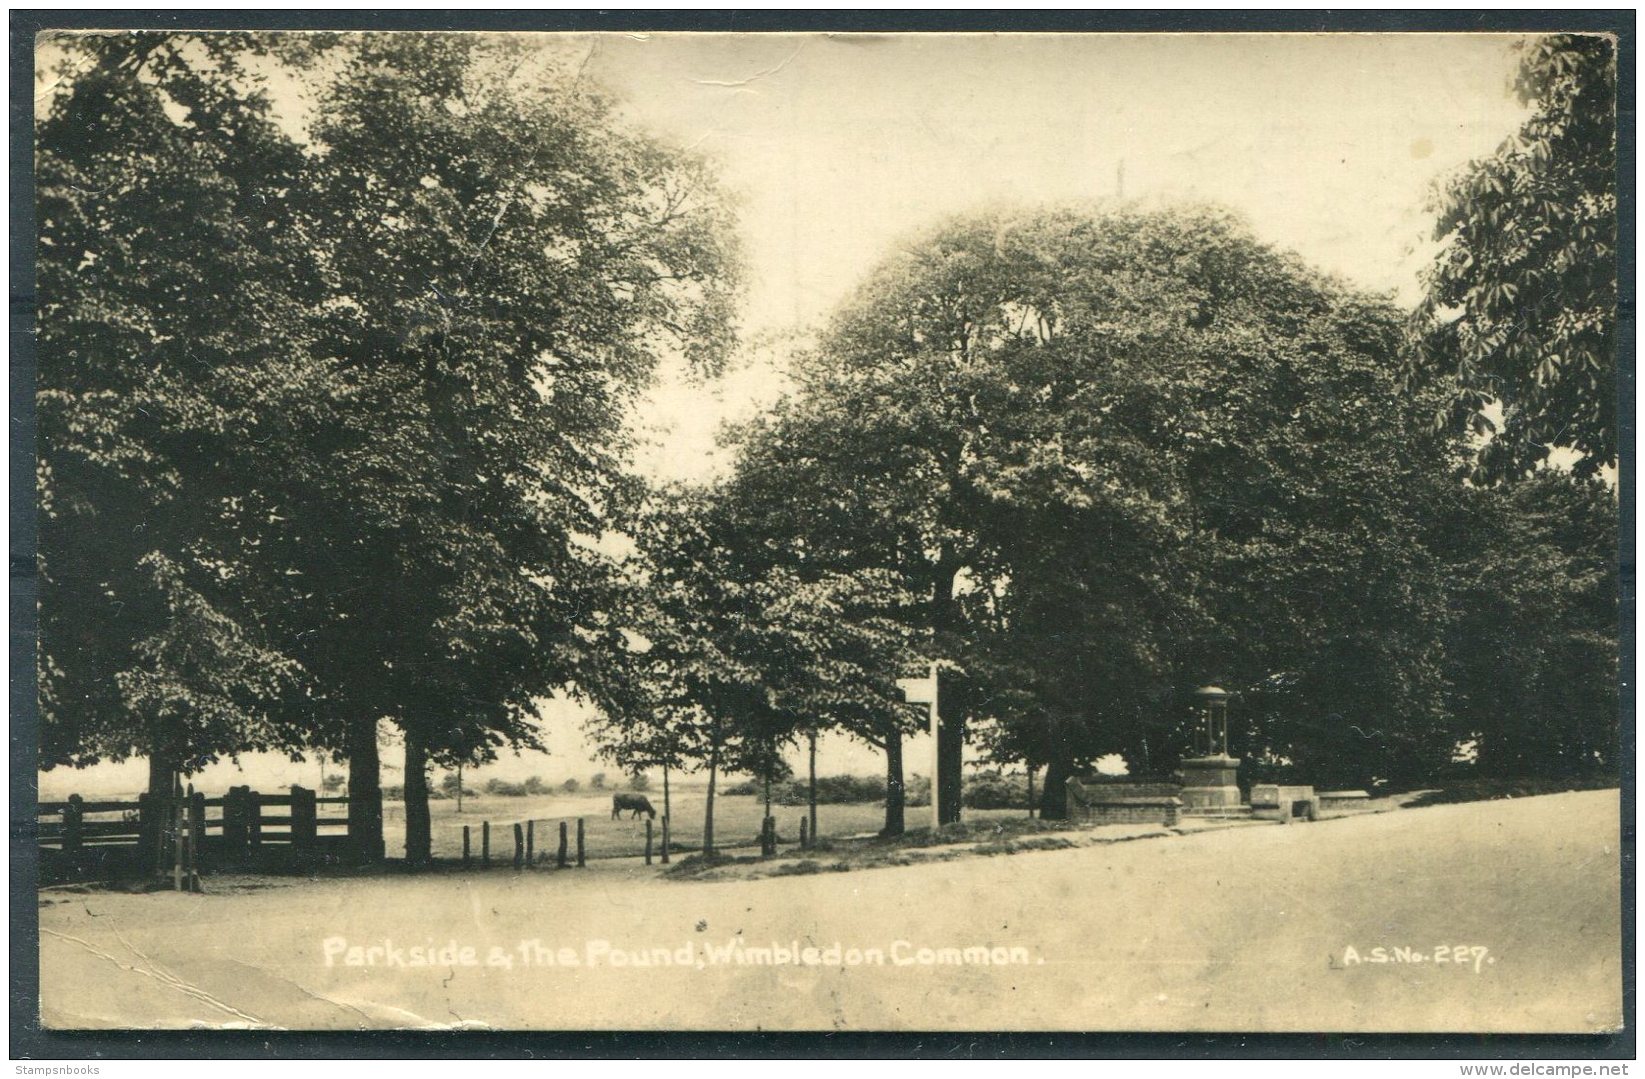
(223, 786, 250, 862)
(576, 818, 585, 867)
(188, 790, 205, 874)
(799, 816, 808, 851)
(513, 823, 524, 869)
(61, 795, 84, 854)
(462, 826, 471, 867)
(526, 820, 535, 865)
(137, 792, 161, 874)
(645, 819, 654, 865)
(481, 821, 491, 867)
(291, 784, 317, 857)
(246, 789, 263, 849)
(557, 821, 568, 869)
(661, 816, 670, 864)
(186, 785, 201, 891)
(171, 776, 186, 891)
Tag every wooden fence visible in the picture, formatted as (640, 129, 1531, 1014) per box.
(38, 784, 350, 881)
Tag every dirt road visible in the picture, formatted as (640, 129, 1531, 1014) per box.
(37, 789, 1621, 1032)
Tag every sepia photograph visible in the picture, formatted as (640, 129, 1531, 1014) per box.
(18, 16, 1627, 1047)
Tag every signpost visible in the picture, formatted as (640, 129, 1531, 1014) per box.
(897, 661, 942, 832)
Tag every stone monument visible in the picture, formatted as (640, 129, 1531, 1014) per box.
(1178, 685, 1242, 810)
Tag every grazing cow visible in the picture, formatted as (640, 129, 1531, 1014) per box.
(612, 793, 657, 820)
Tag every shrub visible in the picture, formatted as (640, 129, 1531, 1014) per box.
(590, 772, 606, 790)
(321, 774, 345, 793)
(628, 773, 651, 792)
(562, 777, 580, 793)
(722, 778, 759, 797)
(484, 778, 528, 797)
(962, 771, 1029, 810)
(523, 775, 547, 795)
(437, 773, 475, 797)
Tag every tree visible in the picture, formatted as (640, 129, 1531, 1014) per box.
(1439, 472, 1619, 777)
(729, 203, 1467, 814)
(36, 33, 327, 795)
(267, 34, 740, 862)
(1409, 33, 1618, 482)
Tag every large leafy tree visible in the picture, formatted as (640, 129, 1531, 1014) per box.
(37, 33, 740, 866)
(36, 34, 324, 789)
(274, 34, 740, 861)
(1409, 33, 1618, 482)
(730, 204, 1466, 815)
(1438, 472, 1619, 778)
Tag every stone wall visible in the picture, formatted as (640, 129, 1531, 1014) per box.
(1066, 778, 1181, 826)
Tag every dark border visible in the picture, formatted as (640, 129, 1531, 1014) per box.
(9, 7, 1636, 1061)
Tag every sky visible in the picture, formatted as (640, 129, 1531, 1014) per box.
(38, 32, 1537, 799)
(590, 32, 1532, 482)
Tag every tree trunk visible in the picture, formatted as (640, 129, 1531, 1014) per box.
(347, 713, 385, 863)
(1039, 757, 1073, 820)
(455, 763, 463, 814)
(146, 751, 174, 801)
(930, 555, 965, 826)
(703, 721, 720, 856)
(663, 762, 672, 823)
(808, 729, 818, 843)
(763, 771, 771, 822)
(403, 724, 431, 865)
(1026, 763, 1037, 818)
(883, 725, 906, 836)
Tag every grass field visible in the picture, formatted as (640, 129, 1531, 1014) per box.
(379, 789, 1030, 862)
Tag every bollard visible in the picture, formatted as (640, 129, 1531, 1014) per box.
(661, 816, 670, 864)
(482, 821, 491, 867)
(513, 823, 524, 869)
(557, 821, 568, 869)
(576, 818, 585, 867)
(463, 825, 471, 867)
(527, 820, 535, 865)
(645, 819, 654, 866)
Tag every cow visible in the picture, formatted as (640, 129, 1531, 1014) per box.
(612, 793, 657, 820)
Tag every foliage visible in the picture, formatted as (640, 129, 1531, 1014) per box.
(36, 33, 325, 774)
(1409, 34, 1618, 481)
(36, 33, 741, 862)
(561, 778, 580, 793)
(627, 773, 651, 792)
(729, 203, 1468, 805)
(1438, 472, 1618, 777)
(590, 773, 606, 791)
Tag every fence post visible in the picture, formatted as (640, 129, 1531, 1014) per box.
(172, 776, 186, 891)
(645, 819, 654, 866)
(62, 795, 84, 854)
(462, 826, 471, 867)
(223, 786, 249, 862)
(188, 790, 205, 874)
(557, 821, 568, 868)
(661, 816, 670, 865)
(576, 818, 585, 867)
(247, 789, 263, 849)
(513, 823, 524, 870)
(526, 821, 535, 866)
(186, 785, 201, 891)
(137, 792, 161, 874)
(482, 821, 491, 867)
(291, 785, 317, 857)
(799, 816, 808, 851)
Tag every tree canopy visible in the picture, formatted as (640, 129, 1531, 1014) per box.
(1409, 33, 1618, 482)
